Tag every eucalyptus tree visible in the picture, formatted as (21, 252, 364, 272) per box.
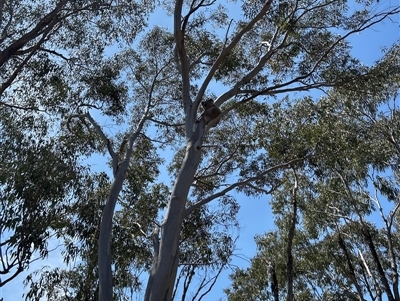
(0, 105, 88, 287)
(2, 1, 400, 301)
(0, 0, 151, 108)
(53, 0, 399, 299)
(0, 0, 153, 292)
(224, 50, 400, 300)
(139, 1, 400, 301)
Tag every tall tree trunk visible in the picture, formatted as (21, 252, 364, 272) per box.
(270, 261, 279, 301)
(337, 233, 365, 300)
(286, 171, 298, 301)
(363, 226, 395, 301)
(98, 165, 128, 301)
(145, 123, 204, 301)
(385, 217, 399, 300)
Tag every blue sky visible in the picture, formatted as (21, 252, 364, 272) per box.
(1, 1, 400, 300)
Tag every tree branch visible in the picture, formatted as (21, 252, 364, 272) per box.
(336, 232, 365, 299)
(195, 0, 274, 108)
(148, 118, 184, 127)
(0, 24, 55, 96)
(0, 0, 67, 68)
(184, 155, 311, 217)
(38, 47, 71, 62)
(337, 170, 395, 301)
(216, 26, 282, 105)
(218, 6, 400, 108)
(174, 0, 191, 122)
(83, 112, 118, 175)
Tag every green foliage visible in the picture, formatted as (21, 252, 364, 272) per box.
(225, 87, 400, 300)
(1, 0, 400, 300)
(82, 65, 128, 116)
(0, 108, 86, 288)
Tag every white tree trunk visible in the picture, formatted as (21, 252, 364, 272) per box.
(98, 165, 128, 301)
(145, 121, 204, 301)
(97, 114, 147, 301)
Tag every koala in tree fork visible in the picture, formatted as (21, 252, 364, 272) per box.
(200, 98, 221, 126)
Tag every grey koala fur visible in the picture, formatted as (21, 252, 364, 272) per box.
(201, 99, 221, 125)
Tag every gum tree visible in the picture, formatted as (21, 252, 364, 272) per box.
(225, 66, 400, 300)
(0, 0, 152, 291)
(133, 1, 400, 300)
(2, 1, 400, 300)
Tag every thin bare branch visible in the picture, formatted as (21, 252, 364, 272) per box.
(184, 155, 311, 217)
(38, 47, 71, 61)
(148, 118, 184, 127)
(181, 265, 195, 301)
(218, 6, 400, 108)
(269, 7, 400, 93)
(174, 0, 191, 119)
(83, 112, 118, 174)
(196, 261, 226, 301)
(182, 0, 216, 34)
(195, 0, 274, 108)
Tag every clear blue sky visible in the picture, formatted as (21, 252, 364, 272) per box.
(1, 2, 399, 300)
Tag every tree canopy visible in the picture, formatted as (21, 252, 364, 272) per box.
(1, 0, 400, 300)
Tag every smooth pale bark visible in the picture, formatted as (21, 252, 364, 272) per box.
(145, 119, 204, 301)
(143, 0, 208, 298)
(98, 112, 147, 301)
(142, 3, 275, 298)
(98, 168, 127, 301)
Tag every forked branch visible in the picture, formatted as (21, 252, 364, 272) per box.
(184, 155, 312, 217)
(84, 112, 118, 174)
(195, 0, 274, 108)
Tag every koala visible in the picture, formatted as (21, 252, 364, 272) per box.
(201, 99, 221, 126)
